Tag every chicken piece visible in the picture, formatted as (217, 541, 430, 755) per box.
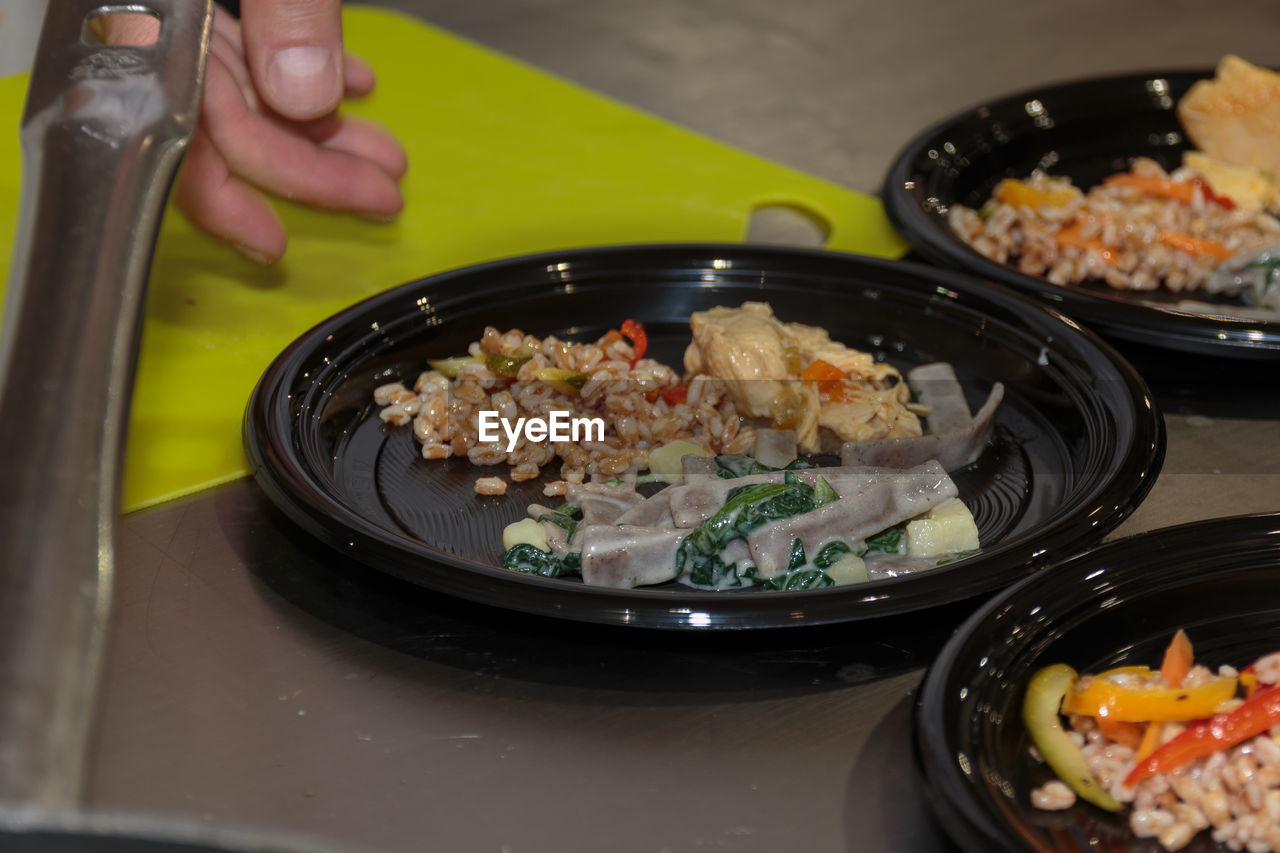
(683, 302, 816, 444)
(684, 302, 920, 453)
(816, 388, 923, 452)
(1178, 55, 1280, 175)
(783, 321, 901, 385)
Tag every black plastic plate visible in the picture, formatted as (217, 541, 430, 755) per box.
(915, 512, 1280, 852)
(883, 68, 1280, 359)
(243, 244, 1163, 629)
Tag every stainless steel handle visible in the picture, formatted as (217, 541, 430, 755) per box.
(0, 0, 212, 809)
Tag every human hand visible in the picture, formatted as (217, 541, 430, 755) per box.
(104, 1, 408, 263)
(182, 1, 408, 262)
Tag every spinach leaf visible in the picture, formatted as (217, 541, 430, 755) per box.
(1246, 254, 1280, 282)
(935, 548, 980, 566)
(811, 475, 839, 507)
(536, 505, 581, 544)
(761, 569, 834, 591)
(812, 540, 853, 569)
(756, 537, 853, 590)
(864, 522, 907, 556)
(676, 480, 820, 587)
(787, 538, 807, 572)
(537, 511, 577, 534)
(714, 453, 771, 479)
(713, 453, 819, 479)
(502, 544, 581, 578)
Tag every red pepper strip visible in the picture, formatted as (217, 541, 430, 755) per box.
(1124, 684, 1280, 788)
(619, 319, 648, 367)
(1193, 178, 1237, 211)
(661, 384, 689, 406)
(1104, 173, 1236, 210)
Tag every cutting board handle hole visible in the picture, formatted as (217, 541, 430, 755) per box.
(745, 202, 830, 248)
(82, 6, 161, 47)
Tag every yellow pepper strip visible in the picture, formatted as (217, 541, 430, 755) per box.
(1062, 667, 1239, 722)
(995, 178, 1079, 209)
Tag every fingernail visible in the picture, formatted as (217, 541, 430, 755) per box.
(236, 243, 275, 264)
(267, 46, 340, 117)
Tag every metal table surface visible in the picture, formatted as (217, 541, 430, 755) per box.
(84, 1, 1280, 851)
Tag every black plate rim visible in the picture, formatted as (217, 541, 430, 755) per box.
(913, 511, 1280, 853)
(243, 242, 1165, 630)
(881, 66, 1280, 360)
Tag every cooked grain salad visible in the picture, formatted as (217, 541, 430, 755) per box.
(372, 321, 755, 496)
(948, 158, 1280, 296)
(1024, 631, 1280, 852)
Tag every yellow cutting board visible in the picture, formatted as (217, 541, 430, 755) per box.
(0, 6, 907, 512)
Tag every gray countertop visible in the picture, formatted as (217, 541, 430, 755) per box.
(80, 1, 1280, 851)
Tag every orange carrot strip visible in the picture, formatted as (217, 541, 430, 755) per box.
(1096, 716, 1146, 750)
(1160, 629, 1195, 688)
(1105, 172, 1235, 209)
(1158, 231, 1234, 262)
(1104, 173, 1197, 204)
(1054, 219, 1119, 265)
(1135, 721, 1164, 762)
(800, 359, 844, 383)
(800, 359, 851, 400)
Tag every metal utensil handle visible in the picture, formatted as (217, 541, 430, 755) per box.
(0, 0, 212, 809)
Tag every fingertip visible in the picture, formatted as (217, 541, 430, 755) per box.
(317, 117, 409, 180)
(234, 240, 286, 265)
(377, 132, 409, 181)
(374, 189, 406, 221)
(175, 131, 289, 263)
(352, 174, 405, 222)
(343, 52, 377, 98)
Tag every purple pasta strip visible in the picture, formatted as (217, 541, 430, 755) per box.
(840, 383, 1004, 472)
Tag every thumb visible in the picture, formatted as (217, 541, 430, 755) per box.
(239, 0, 344, 121)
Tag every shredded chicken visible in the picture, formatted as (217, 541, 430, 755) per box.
(682, 302, 920, 453)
